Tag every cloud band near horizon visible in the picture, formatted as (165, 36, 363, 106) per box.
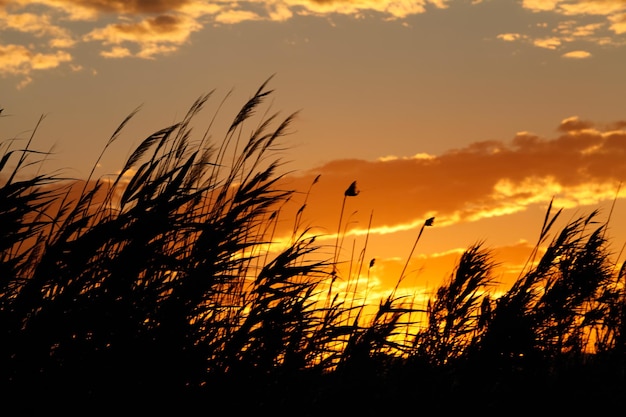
(276, 115, 626, 243)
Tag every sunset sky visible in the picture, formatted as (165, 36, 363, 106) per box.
(3, 0, 626, 300)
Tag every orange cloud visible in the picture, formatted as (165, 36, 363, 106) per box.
(557, 116, 594, 132)
(276, 117, 626, 247)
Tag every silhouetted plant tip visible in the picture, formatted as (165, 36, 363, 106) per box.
(344, 180, 359, 197)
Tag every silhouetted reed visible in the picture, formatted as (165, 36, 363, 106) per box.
(2, 79, 625, 413)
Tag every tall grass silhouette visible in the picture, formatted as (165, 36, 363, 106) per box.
(2, 78, 625, 414)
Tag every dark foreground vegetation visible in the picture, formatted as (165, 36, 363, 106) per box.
(2, 79, 625, 414)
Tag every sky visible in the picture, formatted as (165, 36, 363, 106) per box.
(2, 0, 626, 301)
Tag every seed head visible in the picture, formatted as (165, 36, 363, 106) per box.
(344, 181, 359, 197)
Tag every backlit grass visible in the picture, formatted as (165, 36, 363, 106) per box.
(2, 80, 625, 414)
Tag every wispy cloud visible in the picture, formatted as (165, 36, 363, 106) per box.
(522, 0, 626, 15)
(498, 0, 626, 52)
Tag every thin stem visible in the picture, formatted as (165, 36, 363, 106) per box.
(333, 194, 347, 272)
(398, 217, 434, 283)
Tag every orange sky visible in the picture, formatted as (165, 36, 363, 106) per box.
(2, 0, 626, 300)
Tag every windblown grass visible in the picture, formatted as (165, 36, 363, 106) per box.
(2, 79, 625, 414)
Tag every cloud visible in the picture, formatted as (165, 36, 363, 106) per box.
(0, 9, 75, 44)
(276, 117, 626, 246)
(377, 152, 436, 162)
(522, 0, 560, 12)
(523, 0, 626, 15)
(609, 12, 626, 34)
(557, 116, 594, 132)
(558, 0, 626, 16)
(533, 37, 562, 49)
(497, 33, 524, 42)
(0, 44, 72, 86)
(295, 0, 440, 18)
(561, 49, 592, 58)
(557, 21, 604, 38)
(3, 0, 626, 84)
(498, 0, 626, 52)
(84, 14, 201, 58)
(100, 46, 133, 58)
(23, 0, 194, 18)
(214, 9, 262, 24)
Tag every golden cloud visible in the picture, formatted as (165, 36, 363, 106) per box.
(533, 37, 562, 49)
(522, 0, 560, 12)
(523, 0, 626, 15)
(562, 49, 591, 58)
(275, 118, 626, 247)
(0, 44, 72, 75)
(496, 33, 524, 42)
(0, 44, 33, 75)
(84, 13, 201, 57)
(558, 116, 594, 132)
(2, 0, 625, 84)
(560, 21, 604, 38)
(12, 0, 440, 24)
(0, 8, 77, 50)
(100, 46, 132, 58)
(294, 0, 440, 18)
(506, 0, 626, 52)
(214, 9, 262, 24)
(609, 13, 626, 34)
(558, 0, 626, 16)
